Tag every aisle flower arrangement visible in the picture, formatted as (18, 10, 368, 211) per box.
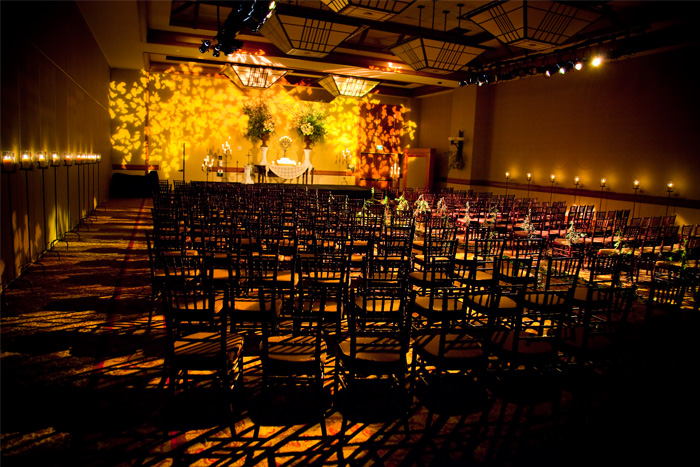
(243, 101, 275, 144)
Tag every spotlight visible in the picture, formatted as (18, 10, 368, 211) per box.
(212, 49, 220, 57)
(199, 39, 211, 53)
(574, 58, 584, 70)
(591, 56, 603, 67)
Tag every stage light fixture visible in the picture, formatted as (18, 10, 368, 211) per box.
(592, 56, 603, 67)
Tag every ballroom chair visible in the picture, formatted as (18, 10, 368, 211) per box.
(410, 287, 488, 430)
(161, 252, 244, 393)
(259, 282, 327, 394)
(298, 234, 352, 336)
(645, 277, 687, 322)
(541, 254, 584, 295)
(557, 285, 636, 373)
(496, 256, 535, 296)
(335, 286, 411, 422)
(409, 236, 458, 294)
(489, 289, 572, 377)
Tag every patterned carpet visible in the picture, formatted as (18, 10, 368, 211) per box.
(1, 198, 698, 466)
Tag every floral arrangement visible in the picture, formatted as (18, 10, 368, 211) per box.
(292, 104, 328, 145)
(436, 198, 448, 217)
(396, 194, 410, 212)
(521, 209, 536, 237)
(413, 194, 431, 218)
(243, 101, 275, 144)
(565, 221, 586, 243)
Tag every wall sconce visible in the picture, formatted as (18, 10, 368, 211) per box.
(96, 153, 102, 163)
(20, 150, 34, 170)
(447, 130, 464, 169)
(50, 151, 61, 167)
(36, 151, 50, 169)
(600, 178, 606, 188)
(632, 180, 640, 218)
(2, 151, 17, 173)
(504, 172, 510, 197)
(599, 178, 606, 212)
(666, 182, 674, 216)
(666, 181, 674, 193)
(64, 154, 74, 166)
(573, 176, 580, 205)
(75, 154, 84, 165)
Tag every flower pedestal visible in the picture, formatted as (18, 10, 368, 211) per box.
(260, 146, 268, 166)
(243, 164, 255, 184)
(303, 148, 312, 169)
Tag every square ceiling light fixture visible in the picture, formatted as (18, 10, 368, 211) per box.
(259, 13, 365, 58)
(390, 37, 484, 74)
(320, 0, 413, 22)
(318, 74, 380, 97)
(221, 63, 289, 88)
(465, 1, 602, 51)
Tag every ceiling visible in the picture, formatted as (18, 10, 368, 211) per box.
(77, 0, 699, 98)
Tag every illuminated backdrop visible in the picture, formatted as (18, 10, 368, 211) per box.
(109, 64, 416, 183)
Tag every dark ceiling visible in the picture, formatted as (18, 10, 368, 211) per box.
(90, 1, 700, 97)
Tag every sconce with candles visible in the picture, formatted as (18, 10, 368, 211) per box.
(20, 150, 34, 170)
(36, 151, 50, 169)
(50, 152, 61, 167)
(2, 151, 17, 173)
(64, 153, 74, 166)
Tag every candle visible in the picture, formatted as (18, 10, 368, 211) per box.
(20, 151, 33, 170)
(36, 151, 49, 168)
(2, 151, 17, 172)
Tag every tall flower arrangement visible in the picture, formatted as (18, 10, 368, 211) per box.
(292, 104, 328, 146)
(243, 101, 275, 144)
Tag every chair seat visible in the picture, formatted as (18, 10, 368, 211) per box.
(408, 271, 452, 283)
(491, 331, 555, 358)
(338, 336, 405, 366)
(414, 333, 484, 364)
(173, 332, 244, 366)
(413, 295, 462, 313)
(264, 334, 327, 365)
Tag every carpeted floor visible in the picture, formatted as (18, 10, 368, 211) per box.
(1, 197, 698, 466)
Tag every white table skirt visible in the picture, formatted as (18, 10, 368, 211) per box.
(266, 162, 310, 180)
